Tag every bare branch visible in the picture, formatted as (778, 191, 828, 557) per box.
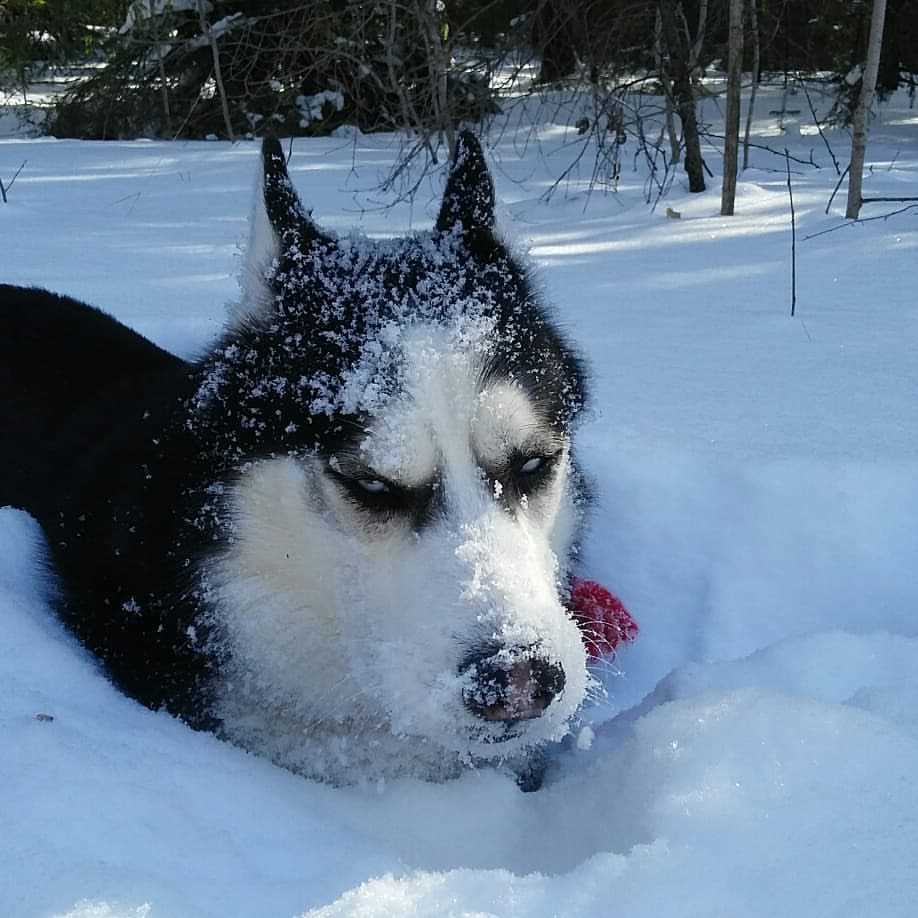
(0, 161, 27, 204)
(825, 164, 850, 213)
(803, 203, 918, 242)
(797, 76, 839, 175)
(785, 148, 796, 317)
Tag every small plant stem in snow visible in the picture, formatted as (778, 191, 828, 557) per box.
(826, 164, 850, 214)
(0, 161, 27, 204)
(785, 148, 796, 318)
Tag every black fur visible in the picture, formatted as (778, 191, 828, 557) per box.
(0, 134, 588, 738)
(0, 285, 211, 719)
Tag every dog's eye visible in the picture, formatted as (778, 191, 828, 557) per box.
(327, 466, 424, 517)
(357, 478, 389, 494)
(506, 450, 563, 497)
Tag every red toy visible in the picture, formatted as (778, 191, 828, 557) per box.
(568, 578, 639, 659)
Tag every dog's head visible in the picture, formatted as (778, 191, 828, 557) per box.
(197, 135, 592, 777)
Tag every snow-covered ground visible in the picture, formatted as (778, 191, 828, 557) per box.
(2, 84, 918, 917)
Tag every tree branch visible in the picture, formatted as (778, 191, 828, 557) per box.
(0, 161, 27, 204)
(803, 203, 918, 241)
(785, 149, 796, 317)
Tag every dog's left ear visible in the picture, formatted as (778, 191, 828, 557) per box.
(235, 137, 334, 324)
(435, 131, 495, 238)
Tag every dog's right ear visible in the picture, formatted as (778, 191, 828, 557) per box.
(435, 131, 495, 239)
(234, 137, 334, 324)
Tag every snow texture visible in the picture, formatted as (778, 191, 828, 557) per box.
(2, 82, 918, 916)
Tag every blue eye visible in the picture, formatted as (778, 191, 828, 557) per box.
(329, 465, 435, 522)
(507, 450, 564, 498)
(357, 478, 389, 494)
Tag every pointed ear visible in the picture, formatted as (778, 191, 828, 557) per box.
(435, 131, 496, 237)
(260, 136, 325, 248)
(235, 137, 332, 324)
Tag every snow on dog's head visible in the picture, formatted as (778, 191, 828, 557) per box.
(195, 135, 591, 782)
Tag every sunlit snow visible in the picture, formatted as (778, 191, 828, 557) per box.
(2, 82, 918, 917)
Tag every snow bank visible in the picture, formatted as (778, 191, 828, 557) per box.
(310, 687, 918, 918)
(7, 500, 917, 918)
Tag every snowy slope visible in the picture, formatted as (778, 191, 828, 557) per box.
(2, 85, 918, 917)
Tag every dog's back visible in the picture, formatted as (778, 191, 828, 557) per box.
(0, 285, 186, 515)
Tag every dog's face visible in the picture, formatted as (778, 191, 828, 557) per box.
(198, 136, 591, 778)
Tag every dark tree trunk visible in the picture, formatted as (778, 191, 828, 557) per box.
(533, 0, 579, 84)
(742, 0, 760, 172)
(876, 1, 900, 94)
(658, 0, 706, 192)
(721, 0, 743, 214)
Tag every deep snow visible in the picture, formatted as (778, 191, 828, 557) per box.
(2, 82, 918, 917)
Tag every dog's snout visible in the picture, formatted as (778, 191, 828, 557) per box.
(461, 646, 566, 722)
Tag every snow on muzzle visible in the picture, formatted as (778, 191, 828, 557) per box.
(453, 517, 589, 744)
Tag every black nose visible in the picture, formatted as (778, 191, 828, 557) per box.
(461, 646, 566, 722)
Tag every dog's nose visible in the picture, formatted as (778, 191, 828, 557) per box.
(461, 646, 565, 722)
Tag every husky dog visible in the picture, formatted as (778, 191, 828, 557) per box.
(0, 133, 591, 785)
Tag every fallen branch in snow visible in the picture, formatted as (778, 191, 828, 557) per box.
(785, 148, 796, 318)
(802, 203, 918, 241)
(0, 161, 26, 204)
(109, 191, 143, 216)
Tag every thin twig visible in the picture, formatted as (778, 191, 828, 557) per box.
(109, 192, 142, 216)
(802, 203, 918, 241)
(8, 160, 25, 191)
(785, 148, 796, 318)
(797, 75, 840, 175)
(703, 129, 819, 167)
(171, 84, 205, 141)
(0, 160, 27, 203)
(825, 164, 850, 214)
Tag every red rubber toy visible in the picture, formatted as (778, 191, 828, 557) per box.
(568, 577, 639, 659)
